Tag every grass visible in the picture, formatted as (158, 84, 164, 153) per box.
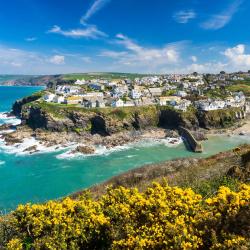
(190, 176, 240, 198)
(227, 83, 250, 96)
(62, 72, 155, 81)
(72, 144, 250, 200)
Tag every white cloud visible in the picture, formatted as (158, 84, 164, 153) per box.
(173, 10, 196, 24)
(99, 50, 129, 58)
(98, 34, 185, 73)
(81, 57, 92, 63)
(184, 62, 227, 73)
(49, 55, 65, 65)
(201, 0, 243, 30)
(191, 56, 197, 62)
(48, 24, 107, 39)
(113, 34, 179, 65)
(81, 0, 111, 23)
(25, 37, 37, 42)
(224, 44, 250, 67)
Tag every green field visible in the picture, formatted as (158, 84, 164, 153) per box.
(227, 81, 250, 96)
(62, 72, 157, 81)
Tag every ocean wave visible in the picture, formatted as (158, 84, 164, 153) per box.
(0, 112, 21, 126)
(56, 137, 183, 160)
(0, 160, 5, 166)
(0, 137, 73, 156)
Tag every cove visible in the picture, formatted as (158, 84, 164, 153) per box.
(0, 86, 249, 211)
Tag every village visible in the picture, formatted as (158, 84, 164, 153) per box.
(43, 72, 249, 113)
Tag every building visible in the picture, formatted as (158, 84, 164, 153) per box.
(89, 83, 105, 91)
(82, 92, 104, 99)
(148, 88, 162, 97)
(56, 85, 81, 95)
(159, 96, 182, 106)
(65, 96, 83, 105)
(111, 99, 124, 107)
(75, 79, 86, 85)
(175, 100, 192, 112)
(43, 93, 56, 102)
(53, 95, 65, 104)
(131, 89, 142, 99)
(176, 90, 187, 97)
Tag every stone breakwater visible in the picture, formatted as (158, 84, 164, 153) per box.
(179, 126, 203, 153)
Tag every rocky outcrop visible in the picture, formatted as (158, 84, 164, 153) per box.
(12, 95, 42, 117)
(158, 108, 199, 130)
(165, 129, 179, 138)
(227, 150, 250, 182)
(72, 146, 96, 154)
(196, 108, 243, 129)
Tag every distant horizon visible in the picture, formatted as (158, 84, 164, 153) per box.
(0, 70, 250, 78)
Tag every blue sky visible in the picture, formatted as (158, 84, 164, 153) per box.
(0, 0, 250, 74)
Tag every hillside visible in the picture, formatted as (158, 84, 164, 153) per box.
(0, 145, 250, 249)
(13, 96, 245, 135)
(0, 75, 61, 86)
(62, 72, 155, 81)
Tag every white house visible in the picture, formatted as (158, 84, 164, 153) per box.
(75, 79, 86, 85)
(82, 92, 104, 99)
(53, 95, 65, 104)
(175, 100, 192, 112)
(148, 88, 162, 97)
(111, 99, 124, 108)
(43, 93, 56, 102)
(176, 90, 188, 97)
(131, 89, 142, 99)
(112, 86, 128, 98)
(56, 85, 80, 95)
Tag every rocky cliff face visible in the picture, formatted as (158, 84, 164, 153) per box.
(158, 108, 199, 130)
(12, 94, 42, 117)
(196, 108, 243, 129)
(14, 97, 246, 135)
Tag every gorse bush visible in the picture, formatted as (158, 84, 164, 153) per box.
(1, 183, 250, 249)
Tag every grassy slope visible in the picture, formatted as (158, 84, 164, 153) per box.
(227, 80, 250, 96)
(62, 72, 156, 81)
(71, 145, 250, 200)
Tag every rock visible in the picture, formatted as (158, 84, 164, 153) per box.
(73, 146, 95, 155)
(192, 131, 208, 141)
(0, 124, 12, 131)
(242, 151, 250, 165)
(24, 145, 38, 152)
(227, 150, 250, 181)
(4, 134, 23, 145)
(165, 129, 179, 138)
(239, 131, 246, 136)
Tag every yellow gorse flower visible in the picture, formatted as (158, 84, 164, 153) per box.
(0, 183, 249, 249)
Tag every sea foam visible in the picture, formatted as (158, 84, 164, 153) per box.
(0, 112, 21, 126)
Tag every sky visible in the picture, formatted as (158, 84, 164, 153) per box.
(0, 0, 250, 74)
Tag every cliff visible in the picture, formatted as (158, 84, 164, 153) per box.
(12, 92, 43, 117)
(13, 96, 246, 135)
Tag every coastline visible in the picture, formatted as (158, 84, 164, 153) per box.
(0, 112, 249, 157)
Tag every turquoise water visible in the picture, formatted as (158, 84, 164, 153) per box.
(0, 86, 249, 211)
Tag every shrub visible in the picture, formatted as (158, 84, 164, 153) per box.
(0, 183, 249, 249)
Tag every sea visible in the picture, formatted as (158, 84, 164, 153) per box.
(0, 86, 249, 211)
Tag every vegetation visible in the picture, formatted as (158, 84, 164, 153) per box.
(62, 72, 154, 81)
(227, 82, 250, 96)
(0, 183, 249, 249)
(204, 89, 229, 99)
